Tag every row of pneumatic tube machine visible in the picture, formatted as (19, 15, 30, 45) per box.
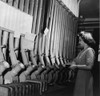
(0, 0, 78, 96)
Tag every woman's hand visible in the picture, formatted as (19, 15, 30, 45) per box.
(69, 62, 77, 70)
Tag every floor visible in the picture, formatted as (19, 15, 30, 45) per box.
(42, 82, 75, 96)
(41, 79, 99, 96)
(41, 62, 99, 96)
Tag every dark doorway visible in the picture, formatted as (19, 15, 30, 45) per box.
(92, 28, 99, 96)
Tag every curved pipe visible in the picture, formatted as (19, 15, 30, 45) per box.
(9, 32, 18, 66)
(38, 33, 45, 67)
(11, 62, 24, 76)
(24, 65, 37, 76)
(20, 34, 39, 77)
(0, 61, 9, 75)
(2, 31, 8, 60)
(0, 30, 5, 62)
(20, 34, 29, 66)
(0, 30, 9, 75)
(14, 38, 19, 57)
(9, 32, 24, 76)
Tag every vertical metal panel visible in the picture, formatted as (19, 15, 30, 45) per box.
(61, 5, 66, 65)
(60, 6, 65, 58)
(33, 0, 44, 55)
(2, 31, 9, 60)
(66, 14, 78, 60)
(62, 8, 67, 63)
(24, 0, 30, 13)
(49, 0, 57, 63)
(0, 30, 4, 62)
(69, 15, 73, 60)
(7, 0, 13, 6)
(44, 0, 55, 66)
(13, 0, 19, 8)
(28, 0, 35, 15)
(65, 12, 70, 60)
(34, 0, 43, 34)
(68, 22, 72, 59)
(53, 1, 58, 55)
(19, 0, 25, 11)
(68, 14, 73, 59)
(31, 0, 39, 34)
(44, 0, 53, 56)
(71, 18, 76, 59)
(56, 2, 61, 59)
(73, 19, 78, 57)
(63, 11, 69, 61)
(71, 16, 75, 59)
(38, 0, 46, 66)
(40, 0, 46, 54)
(47, 0, 55, 56)
(13, 0, 19, 57)
(58, 3, 64, 65)
(53, 0, 60, 65)
(62, 10, 66, 61)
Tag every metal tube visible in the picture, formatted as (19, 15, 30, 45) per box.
(13, 0, 19, 8)
(49, 0, 57, 65)
(24, 0, 29, 13)
(9, 32, 18, 66)
(37, 0, 46, 67)
(58, 3, 65, 66)
(53, 0, 60, 66)
(28, 0, 35, 15)
(62, 8, 67, 64)
(65, 12, 70, 61)
(44, 0, 54, 67)
(19, 0, 25, 11)
(0, 30, 4, 62)
(7, 0, 13, 6)
(31, 0, 39, 34)
(20, 35, 29, 66)
(33, 0, 44, 55)
(55, 1, 62, 66)
(2, 31, 8, 60)
(13, 0, 20, 57)
(30, 0, 40, 69)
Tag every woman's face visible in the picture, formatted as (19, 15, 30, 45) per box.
(78, 37, 85, 48)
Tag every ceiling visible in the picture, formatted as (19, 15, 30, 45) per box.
(79, 0, 99, 19)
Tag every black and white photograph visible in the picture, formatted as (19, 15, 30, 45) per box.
(0, 0, 99, 96)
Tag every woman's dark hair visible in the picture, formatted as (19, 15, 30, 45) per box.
(78, 31, 96, 48)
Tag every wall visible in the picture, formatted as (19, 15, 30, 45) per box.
(61, 0, 79, 17)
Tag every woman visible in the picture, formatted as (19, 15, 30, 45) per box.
(70, 31, 95, 96)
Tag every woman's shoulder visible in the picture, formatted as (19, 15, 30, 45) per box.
(86, 47, 95, 56)
(87, 47, 95, 52)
